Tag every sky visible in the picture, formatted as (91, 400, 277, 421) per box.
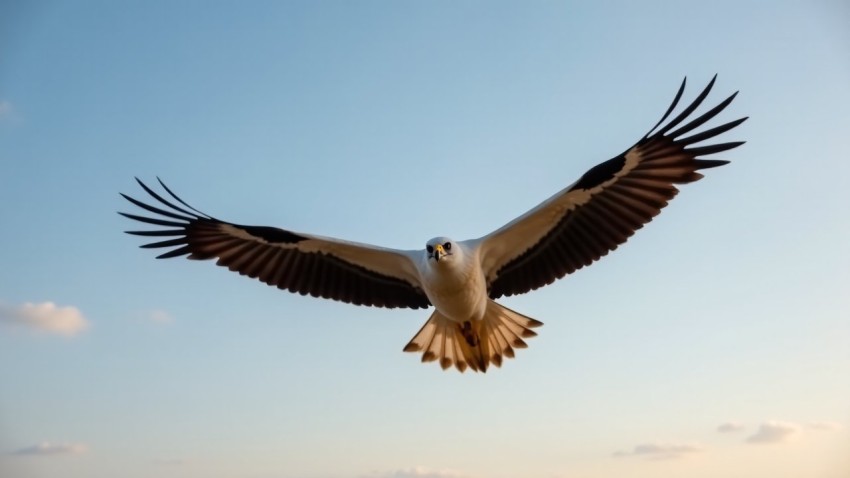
(1, 1, 849, 477)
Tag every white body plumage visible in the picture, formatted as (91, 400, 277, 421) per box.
(417, 238, 488, 323)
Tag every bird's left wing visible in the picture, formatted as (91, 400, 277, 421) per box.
(474, 76, 747, 299)
(120, 179, 430, 309)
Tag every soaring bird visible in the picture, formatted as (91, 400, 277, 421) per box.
(121, 76, 745, 373)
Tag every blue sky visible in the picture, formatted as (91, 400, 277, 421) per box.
(1, 1, 849, 477)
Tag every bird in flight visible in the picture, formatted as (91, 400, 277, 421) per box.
(121, 76, 746, 373)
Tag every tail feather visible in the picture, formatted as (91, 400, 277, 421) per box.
(403, 300, 542, 373)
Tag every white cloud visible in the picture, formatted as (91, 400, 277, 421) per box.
(614, 442, 704, 460)
(746, 421, 799, 444)
(0, 301, 89, 336)
(362, 466, 472, 478)
(808, 421, 843, 431)
(717, 421, 746, 433)
(11, 442, 88, 456)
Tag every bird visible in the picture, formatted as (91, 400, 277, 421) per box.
(121, 76, 746, 373)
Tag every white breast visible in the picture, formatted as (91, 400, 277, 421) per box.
(418, 245, 488, 323)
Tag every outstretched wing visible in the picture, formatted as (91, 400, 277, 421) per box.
(475, 75, 747, 299)
(120, 179, 430, 309)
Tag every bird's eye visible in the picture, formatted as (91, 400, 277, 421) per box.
(444, 242, 452, 251)
(426, 245, 434, 253)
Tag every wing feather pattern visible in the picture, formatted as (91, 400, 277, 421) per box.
(121, 179, 430, 309)
(479, 75, 747, 298)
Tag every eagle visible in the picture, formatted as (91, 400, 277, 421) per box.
(121, 76, 746, 373)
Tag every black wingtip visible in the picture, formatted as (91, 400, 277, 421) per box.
(155, 177, 211, 218)
(694, 159, 731, 170)
(643, 76, 688, 140)
(654, 75, 718, 137)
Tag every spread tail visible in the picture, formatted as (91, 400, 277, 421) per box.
(403, 300, 543, 373)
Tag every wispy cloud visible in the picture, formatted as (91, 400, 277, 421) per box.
(807, 421, 843, 431)
(153, 458, 186, 466)
(746, 421, 799, 444)
(0, 99, 21, 123)
(614, 443, 704, 460)
(0, 301, 89, 336)
(10, 442, 88, 456)
(148, 309, 173, 324)
(0, 100, 12, 119)
(362, 466, 473, 478)
(717, 421, 746, 433)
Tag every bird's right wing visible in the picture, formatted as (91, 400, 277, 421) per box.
(120, 179, 430, 309)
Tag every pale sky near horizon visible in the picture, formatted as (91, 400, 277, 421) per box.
(1, 2, 849, 478)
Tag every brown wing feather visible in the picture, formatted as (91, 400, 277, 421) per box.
(488, 76, 747, 299)
(121, 178, 430, 309)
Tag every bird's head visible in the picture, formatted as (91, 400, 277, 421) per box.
(425, 237, 456, 264)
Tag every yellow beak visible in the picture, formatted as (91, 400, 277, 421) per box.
(433, 244, 445, 261)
